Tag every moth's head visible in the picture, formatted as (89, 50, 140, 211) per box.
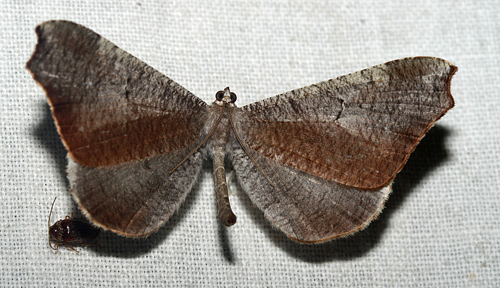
(215, 87, 237, 106)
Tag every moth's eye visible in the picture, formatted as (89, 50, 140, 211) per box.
(230, 92, 237, 103)
(215, 91, 224, 101)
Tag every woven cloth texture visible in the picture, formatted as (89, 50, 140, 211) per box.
(1, 1, 498, 287)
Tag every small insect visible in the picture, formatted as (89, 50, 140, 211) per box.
(48, 197, 100, 252)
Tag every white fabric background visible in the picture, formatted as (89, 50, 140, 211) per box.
(1, 1, 499, 287)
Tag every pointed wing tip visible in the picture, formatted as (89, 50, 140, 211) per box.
(26, 20, 70, 76)
(421, 56, 457, 108)
(445, 60, 457, 110)
(367, 56, 457, 190)
(36, 20, 77, 30)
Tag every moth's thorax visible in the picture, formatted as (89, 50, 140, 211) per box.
(213, 101, 237, 108)
(208, 105, 232, 151)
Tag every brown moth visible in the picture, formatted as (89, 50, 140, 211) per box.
(28, 20, 455, 243)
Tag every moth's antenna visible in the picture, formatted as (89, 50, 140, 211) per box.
(227, 106, 274, 187)
(169, 105, 226, 174)
(48, 197, 57, 250)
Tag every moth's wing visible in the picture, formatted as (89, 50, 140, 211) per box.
(230, 140, 392, 243)
(27, 20, 208, 167)
(68, 150, 205, 237)
(27, 20, 210, 237)
(234, 57, 456, 189)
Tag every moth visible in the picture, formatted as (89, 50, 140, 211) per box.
(28, 21, 455, 243)
(48, 197, 100, 252)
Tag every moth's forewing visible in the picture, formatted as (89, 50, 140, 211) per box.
(235, 58, 455, 189)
